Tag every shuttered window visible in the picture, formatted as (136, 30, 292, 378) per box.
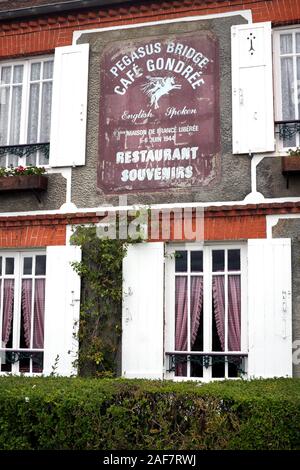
(165, 244, 247, 380)
(0, 57, 53, 167)
(274, 28, 300, 150)
(0, 252, 46, 375)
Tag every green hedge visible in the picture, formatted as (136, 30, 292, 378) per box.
(0, 377, 300, 450)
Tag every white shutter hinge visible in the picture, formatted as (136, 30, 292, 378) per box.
(70, 290, 80, 307)
(125, 307, 132, 323)
(281, 290, 290, 339)
(239, 88, 244, 105)
(124, 287, 133, 297)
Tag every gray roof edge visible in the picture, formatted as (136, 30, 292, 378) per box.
(0, 0, 154, 22)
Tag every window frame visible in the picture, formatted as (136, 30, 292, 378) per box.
(0, 55, 53, 167)
(0, 250, 46, 376)
(165, 242, 248, 381)
(273, 26, 300, 152)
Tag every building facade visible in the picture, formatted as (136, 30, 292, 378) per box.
(0, 0, 299, 380)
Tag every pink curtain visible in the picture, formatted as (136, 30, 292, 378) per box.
(175, 277, 187, 376)
(212, 276, 225, 351)
(1, 280, 14, 347)
(175, 277, 187, 351)
(228, 275, 241, 351)
(33, 279, 45, 349)
(21, 280, 32, 348)
(190, 277, 203, 348)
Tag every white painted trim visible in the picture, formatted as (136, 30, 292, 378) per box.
(2, 195, 300, 218)
(72, 10, 252, 44)
(267, 213, 300, 238)
(243, 154, 265, 202)
(251, 155, 264, 193)
(66, 225, 74, 246)
(273, 25, 300, 32)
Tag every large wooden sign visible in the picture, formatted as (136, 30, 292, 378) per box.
(98, 31, 220, 193)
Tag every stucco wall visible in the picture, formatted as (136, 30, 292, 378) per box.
(0, 174, 66, 213)
(257, 157, 300, 198)
(272, 218, 300, 378)
(72, 15, 251, 208)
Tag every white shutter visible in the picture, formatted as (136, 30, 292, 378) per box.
(232, 22, 274, 154)
(122, 242, 164, 379)
(43, 245, 81, 376)
(49, 44, 89, 167)
(248, 238, 292, 378)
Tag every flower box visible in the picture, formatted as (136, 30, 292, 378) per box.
(281, 156, 300, 174)
(0, 175, 48, 193)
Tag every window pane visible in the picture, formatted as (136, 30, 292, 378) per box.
(175, 276, 187, 350)
(175, 276, 187, 376)
(32, 352, 44, 373)
(190, 276, 203, 351)
(1, 66, 11, 84)
(19, 356, 30, 373)
(297, 57, 300, 119)
(27, 83, 40, 143)
(0, 257, 2, 275)
(228, 356, 242, 378)
(1, 351, 12, 373)
(212, 275, 225, 351)
(33, 279, 45, 349)
(191, 358, 203, 378)
(26, 151, 37, 166)
(191, 251, 203, 272)
(9, 85, 22, 144)
(212, 250, 224, 272)
(20, 279, 32, 349)
(7, 153, 18, 167)
(37, 150, 48, 166)
(212, 356, 225, 378)
(2, 279, 14, 348)
(23, 257, 32, 275)
(43, 60, 53, 79)
(0, 87, 10, 145)
(5, 258, 14, 275)
(281, 57, 295, 120)
(280, 34, 293, 54)
(228, 249, 240, 271)
(40, 81, 52, 142)
(35, 255, 46, 275)
(175, 251, 187, 272)
(13, 65, 23, 84)
(228, 275, 241, 351)
(30, 62, 41, 81)
(297, 33, 300, 53)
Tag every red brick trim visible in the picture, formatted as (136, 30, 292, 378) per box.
(2, 201, 300, 246)
(204, 201, 300, 217)
(0, 0, 298, 58)
(204, 214, 266, 240)
(0, 201, 300, 228)
(0, 225, 66, 248)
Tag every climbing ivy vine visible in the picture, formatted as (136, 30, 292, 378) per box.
(70, 225, 142, 377)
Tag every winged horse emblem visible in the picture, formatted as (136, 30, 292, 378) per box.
(141, 76, 181, 109)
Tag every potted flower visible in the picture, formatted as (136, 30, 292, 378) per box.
(282, 148, 300, 174)
(0, 165, 48, 193)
